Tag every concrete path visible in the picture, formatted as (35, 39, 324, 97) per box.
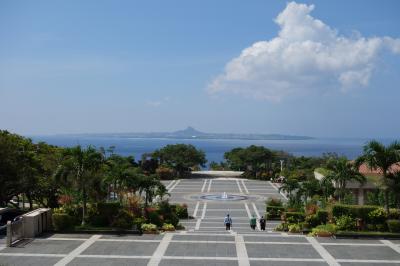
(1, 178, 400, 265)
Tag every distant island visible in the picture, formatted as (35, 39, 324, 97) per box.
(61, 127, 314, 140)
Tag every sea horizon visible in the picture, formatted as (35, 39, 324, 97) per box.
(28, 134, 398, 164)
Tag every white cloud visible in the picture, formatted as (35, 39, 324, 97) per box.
(207, 2, 400, 101)
(146, 97, 171, 107)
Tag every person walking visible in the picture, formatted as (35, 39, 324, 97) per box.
(259, 216, 266, 231)
(224, 214, 232, 230)
(250, 214, 257, 230)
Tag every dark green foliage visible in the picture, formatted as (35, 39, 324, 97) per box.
(368, 208, 387, 225)
(88, 202, 122, 227)
(175, 204, 189, 219)
(388, 209, 400, 219)
(52, 213, 75, 231)
(111, 210, 134, 229)
(387, 220, 400, 233)
(332, 204, 380, 223)
(283, 212, 305, 223)
(266, 206, 285, 220)
(306, 210, 328, 227)
(152, 144, 206, 178)
(158, 201, 180, 227)
(336, 215, 356, 231)
(147, 210, 164, 227)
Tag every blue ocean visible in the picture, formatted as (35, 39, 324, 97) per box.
(28, 135, 397, 164)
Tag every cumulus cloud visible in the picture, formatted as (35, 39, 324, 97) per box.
(207, 2, 400, 101)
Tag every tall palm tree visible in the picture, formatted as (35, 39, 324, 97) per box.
(357, 140, 400, 212)
(55, 145, 104, 225)
(324, 157, 365, 203)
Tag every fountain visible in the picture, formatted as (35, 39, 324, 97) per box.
(222, 192, 228, 199)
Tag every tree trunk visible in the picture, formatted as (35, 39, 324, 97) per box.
(384, 188, 390, 213)
(82, 186, 86, 226)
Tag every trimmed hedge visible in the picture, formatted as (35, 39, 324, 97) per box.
(387, 220, 400, 233)
(53, 213, 75, 231)
(332, 204, 380, 223)
(306, 210, 328, 227)
(284, 212, 305, 223)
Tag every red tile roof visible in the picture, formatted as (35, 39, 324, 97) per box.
(358, 163, 400, 176)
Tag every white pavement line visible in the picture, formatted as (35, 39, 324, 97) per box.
(236, 180, 243, 193)
(165, 180, 176, 190)
(168, 180, 181, 192)
(252, 202, 261, 230)
(306, 237, 339, 266)
(249, 258, 325, 262)
(37, 238, 87, 241)
(241, 180, 249, 194)
(147, 233, 173, 266)
(163, 256, 237, 261)
(79, 254, 152, 259)
(193, 201, 200, 217)
(207, 179, 213, 192)
(0, 253, 66, 257)
(244, 203, 252, 218)
(171, 240, 235, 244)
(322, 243, 385, 246)
(337, 259, 400, 264)
(244, 241, 311, 245)
(381, 240, 400, 254)
(201, 179, 208, 192)
(54, 235, 101, 266)
(235, 235, 250, 266)
(98, 239, 160, 243)
(201, 202, 207, 219)
(195, 219, 201, 230)
(269, 181, 288, 200)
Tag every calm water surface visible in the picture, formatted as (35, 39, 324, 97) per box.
(29, 136, 396, 164)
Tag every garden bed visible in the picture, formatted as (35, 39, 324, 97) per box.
(335, 231, 400, 239)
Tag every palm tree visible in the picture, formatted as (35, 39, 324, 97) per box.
(324, 157, 365, 203)
(357, 140, 400, 212)
(55, 145, 104, 225)
(279, 178, 300, 202)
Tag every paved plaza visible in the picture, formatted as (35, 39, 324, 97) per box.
(1, 178, 400, 265)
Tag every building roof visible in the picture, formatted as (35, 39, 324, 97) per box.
(358, 163, 400, 176)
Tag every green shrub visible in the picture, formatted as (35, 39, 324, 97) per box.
(388, 209, 400, 219)
(266, 198, 283, 207)
(133, 217, 146, 229)
(91, 202, 121, 226)
(332, 204, 379, 222)
(111, 210, 134, 229)
(309, 224, 337, 236)
(306, 210, 328, 227)
(141, 223, 157, 232)
(336, 215, 356, 231)
(147, 211, 164, 227)
(52, 213, 75, 231)
(161, 223, 175, 231)
(288, 223, 301, 233)
(266, 206, 285, 219)
(284, 212, 305, 223)
(175, 204, 189, 219)
(387, 220, 400, 233)
(368, 208, 387, 225)
(274, 223, 287, 232)
(159, 201, 180, 226)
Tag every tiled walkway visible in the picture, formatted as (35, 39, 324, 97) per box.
(1, 178, 400, 265)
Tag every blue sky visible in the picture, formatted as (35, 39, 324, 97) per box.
(1, 0, 400, 138)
